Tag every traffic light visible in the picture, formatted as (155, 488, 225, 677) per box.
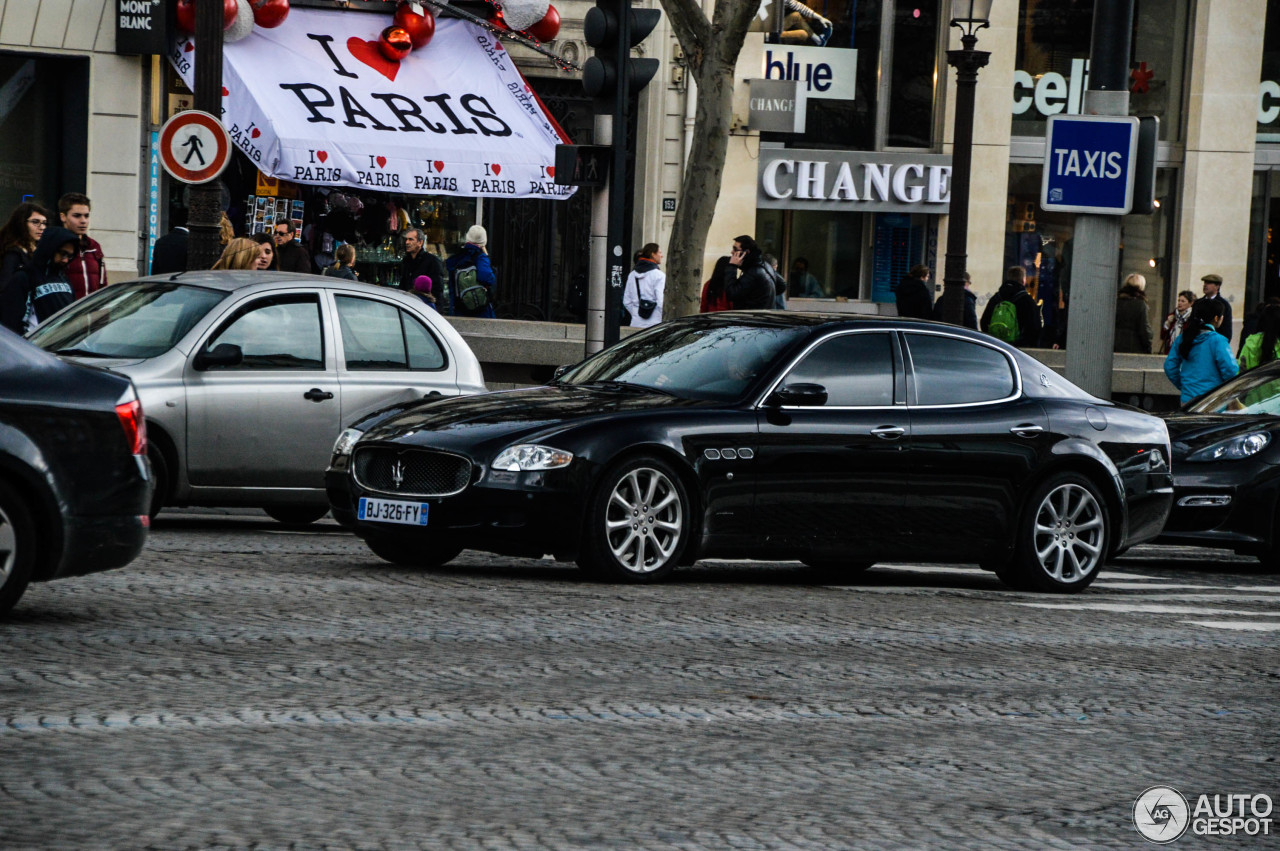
(582, 0, 661, 110)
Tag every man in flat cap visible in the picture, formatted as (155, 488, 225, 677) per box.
(1200, 274, 1232, 343)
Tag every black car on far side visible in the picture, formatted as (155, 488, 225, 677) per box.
(0, 329, 151, 614)
(328, 313, 1173, 592)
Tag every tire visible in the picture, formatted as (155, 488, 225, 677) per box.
(1003, 473, 1108, 593)
(578, 455, 691, 582)
(147, 446, 168, 520)
(364, 532, 463, 568)
(800, 557, 872, 582)
(0, 479, 36, 616)
(264, 505, 330, 525)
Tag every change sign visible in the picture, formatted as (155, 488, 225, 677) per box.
(1041, 114, 1139, 215)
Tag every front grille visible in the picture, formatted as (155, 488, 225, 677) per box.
(353, 446, 473, 497)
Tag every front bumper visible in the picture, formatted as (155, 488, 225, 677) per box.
(1155, 465, 1280, 552)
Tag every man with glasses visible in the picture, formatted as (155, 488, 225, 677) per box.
(57, 193, 107, 299)
(13, 224, 79, 326)
(273, 220, 313, 273)
(397, 227, 446, 299)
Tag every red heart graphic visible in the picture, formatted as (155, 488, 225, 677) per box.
(491, 164, 502, 175)
(434, 161, 445, 172)
(317, 150, 328, 163)
(222, 87, 229, 97)
(376, 156, 387, 168)
(184, 42, 194, 52)
(251, 128, 261, 139)
(346, 37, 399, 82)
(546, 166, 555, 178)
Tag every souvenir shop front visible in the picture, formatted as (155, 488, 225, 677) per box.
(165, 4, 573, 310)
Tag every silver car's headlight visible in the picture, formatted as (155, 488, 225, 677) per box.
(1186, 432, 1271, 462)
(332, 428, 364, 458)
(491, 444, 573, 471)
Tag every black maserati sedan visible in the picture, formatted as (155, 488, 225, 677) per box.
(1159, 360, 1280, 567)
(327, 313, 1173, 592)
(0, 329, 151, 614)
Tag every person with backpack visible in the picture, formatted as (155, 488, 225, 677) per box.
(981, 266, 1041, 348)
(448, 225, 497, 318)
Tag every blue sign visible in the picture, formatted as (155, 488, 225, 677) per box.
(1040, 114, 1139, 215)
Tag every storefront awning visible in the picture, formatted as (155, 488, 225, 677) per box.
(169, 8, 573, 200)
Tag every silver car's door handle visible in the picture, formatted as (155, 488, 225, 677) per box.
(1010, 423, 1043, 438)
(871, 425, 906, 440)
(304, 388, 335, 402)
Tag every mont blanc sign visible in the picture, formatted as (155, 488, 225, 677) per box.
(757, 148, 952, 213)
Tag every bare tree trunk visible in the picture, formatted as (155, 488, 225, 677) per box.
(658, 0, 757, 318)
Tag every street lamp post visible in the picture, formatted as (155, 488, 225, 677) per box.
(940, 0, 992, 327)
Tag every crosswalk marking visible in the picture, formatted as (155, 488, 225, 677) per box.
(1181, 621, 1280, 632)
(1013, 602, 1280, 616)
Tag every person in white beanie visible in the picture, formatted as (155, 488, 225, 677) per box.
(447, 224, 497, 317)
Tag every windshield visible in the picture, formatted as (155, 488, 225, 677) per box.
(1189, 369, 1280, 415)
(558, 321, 807, 401)
(29, 282, 227, 358)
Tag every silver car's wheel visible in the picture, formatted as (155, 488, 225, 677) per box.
(1006, 473, 1107, 593)
(0, 480, 36, 615)
(580, 456, 689, 582)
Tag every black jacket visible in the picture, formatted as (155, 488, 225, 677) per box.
(895, 274, 933, 320)
(0, 246, 36, 333)
(1205, 293, 1233, 344)
(724, 258, 775, 310)
(399, 248, 447, 294)
(15, 227, 78, 323)
(932, 288, 978, 329)
(276, 239, 313, 274)
(150, 227, 189, 275)
(981, 281, 1041, 348)
(1114, 287, 1152, 353)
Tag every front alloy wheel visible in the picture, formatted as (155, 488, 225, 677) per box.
(0, 479, 36, 615)
(580, 457, 689, 582)
(1005, 473, 1107, 593)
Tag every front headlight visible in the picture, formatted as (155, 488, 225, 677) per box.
(332, 428, 364, 458)
(491, 444, 574, 471)
(1186, 431, 1271, 462)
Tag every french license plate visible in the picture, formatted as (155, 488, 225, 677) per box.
(358, 497, 429, 526)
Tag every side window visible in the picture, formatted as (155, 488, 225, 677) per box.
(403, 312, 447, 370)
(783, 332, 895, 406)
(335, 296, 407, 370)
(907, 334, 1016, 405)
(205, 295, 323, 369)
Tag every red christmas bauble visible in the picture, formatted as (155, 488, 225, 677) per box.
(488, 10, 511, 31)
(173, 0, 239, 33)
(223, 0, 239, 28)
(528, 4, 560, 41)
(379, 26, 413, 62)
(394, 2, 435, 49)
(251, 0, 290, 28)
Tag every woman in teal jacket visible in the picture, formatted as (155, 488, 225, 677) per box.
(1164, 297, 1238, 404)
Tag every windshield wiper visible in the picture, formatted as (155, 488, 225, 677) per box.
(53, 348, 109, 358)
(592, 380, 677, 397)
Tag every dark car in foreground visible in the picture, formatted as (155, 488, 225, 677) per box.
(1159, 361, 1280, 567)
(0, 329, 150, 614)
(327, 313, 1173, 592)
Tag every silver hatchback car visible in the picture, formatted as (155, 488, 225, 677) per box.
(29, 271, 486, 523)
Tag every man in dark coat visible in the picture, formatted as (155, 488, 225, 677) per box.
(13, 226, 78, 324)
(895, 263, 933, 319)
(273, 220, 313, 273)
(932, 272, 978, 329)
(1201, 273, 1233, 343)
(398, 227, 446, 294)
(981, 266, 1041, 348)
(724, 234, 775, 310)
(150, 208, 189, 274)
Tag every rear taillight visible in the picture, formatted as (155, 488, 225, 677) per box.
(115, 390, 146, 456)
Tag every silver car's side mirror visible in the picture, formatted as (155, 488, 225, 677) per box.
(194, 343, 243, 371)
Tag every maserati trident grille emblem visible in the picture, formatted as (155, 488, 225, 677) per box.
(391, 460, 405, 490)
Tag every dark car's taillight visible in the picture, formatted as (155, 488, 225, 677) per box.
(115, 389, 146, 456)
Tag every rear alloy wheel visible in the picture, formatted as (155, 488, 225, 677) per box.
(579, 456, 689, 582)
(364, 533, 462, 568)
(1005, 473, 1108, 593)
(264, 505, 330, 525)
(0, 480, 36, 616)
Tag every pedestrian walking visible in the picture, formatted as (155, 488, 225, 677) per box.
(1237, 303, 1280, 372)
(448, 225, 497, 318)
(151, 208, 189, 275)
(895, 263, 933, 320)
(273, 220, 313, 273)
(322, 244, 358, 280)
(623, 242, 665, 328)
(10, 226, 79, 325)
(1114, 272, 1153, 353)
(212, 237, 266, 271)
(0, 202, 48, 334)
(932, 272, 979, 329)
(1160, 290, 1195, 355)
(398, 227, 447, 295)
(724, 235, 774, 310)
(1164, 297, 1238, 404)
(981, 266, 1041, 348)
(700, 256, 733, 313)
(57, 193, 106, 299)
(1200, 273, 1233, 343)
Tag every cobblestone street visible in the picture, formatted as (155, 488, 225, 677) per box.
(2, 512, 1277, 850)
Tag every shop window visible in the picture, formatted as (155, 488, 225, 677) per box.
(756, 208, 866, 300)
(1012, 0, 1188, 142)
(871, 213, 931, 303)
(1005, 164, 1177, 350)
(0, 52, 88, 210)
(888, 0, 939, 148)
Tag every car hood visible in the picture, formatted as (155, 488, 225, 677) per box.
(55, 355, 149, 371)
(1162, 413, 1278, 457)
(362, 384, 705, 448)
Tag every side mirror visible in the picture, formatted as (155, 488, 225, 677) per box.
(767, 382, 828, 407)
(194, 343, 243, 371)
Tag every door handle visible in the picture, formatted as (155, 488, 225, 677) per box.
(870, 425, 906, 440)
(1010, 423, 1043, 438)
(304, 388, 334, 402)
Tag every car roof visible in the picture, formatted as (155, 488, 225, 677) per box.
(132, 270, 341, 292)
(676, 310, 990, 337)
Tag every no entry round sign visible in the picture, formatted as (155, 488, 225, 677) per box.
(159, 110, 232, 184)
